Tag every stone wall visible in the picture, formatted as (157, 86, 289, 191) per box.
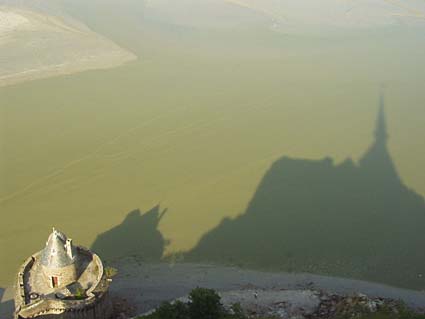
(41, 263, 77, 289)
(15, 248, 112, 319)
(16, 289, 112, 319)
(85, 251, 104, 297)
(14, 255, 35, 314)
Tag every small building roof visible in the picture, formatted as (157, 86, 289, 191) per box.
(40, 228, 76, 268)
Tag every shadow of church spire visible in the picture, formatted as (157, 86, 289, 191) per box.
(359, 92, 402, 187)
(186, 94, 425, 289)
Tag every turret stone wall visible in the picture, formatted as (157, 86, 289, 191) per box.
(41, 263, 78, 289)
(14, 229, 112, 319)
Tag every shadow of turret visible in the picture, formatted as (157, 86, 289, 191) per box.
(0, 287, 14, 319)
(186, 94, 425, 289)
(91, 205, 169, 263)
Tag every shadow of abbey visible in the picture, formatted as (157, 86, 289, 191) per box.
(185, 95, 425, 289)
(91, 205, 169, 263)
(90, 95, 425, 289)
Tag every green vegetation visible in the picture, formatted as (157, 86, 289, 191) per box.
(323, 298, 425, 319)
(104, 266, 118, 279)
(140, 288, 425, 319)
(188, 288, 224, 319)
(73, 287, 86, 300)
(142, 288, 251, 319)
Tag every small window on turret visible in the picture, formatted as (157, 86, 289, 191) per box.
(51, 276, 59, 288)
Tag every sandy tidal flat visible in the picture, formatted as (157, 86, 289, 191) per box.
(0, 11, 30, 34)
(0, 7, 136, 87)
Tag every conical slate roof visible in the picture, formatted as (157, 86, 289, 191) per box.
(40, 228, 76, 268)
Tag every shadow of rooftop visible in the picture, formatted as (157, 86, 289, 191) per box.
(91, 205, 169, 263)
(186, 94, 425, 289)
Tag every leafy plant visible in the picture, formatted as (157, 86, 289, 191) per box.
(188, 287, 224, 319)
(154, 301, 190, 319)
(226, 303, 246, 319)
(105, 266, 118, 279)
(74, 287, 86, 300)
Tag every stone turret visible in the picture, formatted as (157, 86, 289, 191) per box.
(40, 228, 78, 289)
(14, 228, 112, 319)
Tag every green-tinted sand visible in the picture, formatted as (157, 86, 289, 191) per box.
(1, 2, 425, 288)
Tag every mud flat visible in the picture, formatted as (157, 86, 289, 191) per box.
(0, 6, 136, 87)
